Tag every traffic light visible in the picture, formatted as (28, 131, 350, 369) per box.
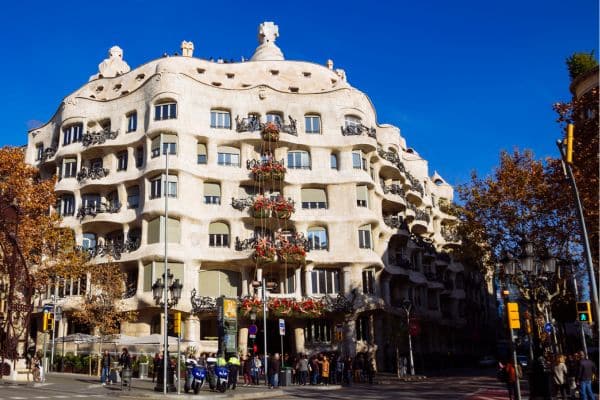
(43, 312, 54, 331)
(566, 124, 574, 164)
(334, 331, 343, 342)
(576, 302, 592, 323)
(173, 311, 181, 336)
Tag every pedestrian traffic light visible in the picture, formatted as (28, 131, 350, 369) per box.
(43, 312, 53, 331)
(576, 302, 592, 323)
(335, 331, 343, 342)
(566, 124, 574, 164)
(173, 311, 181, 335)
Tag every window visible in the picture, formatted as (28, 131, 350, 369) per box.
(356, 185, 368, 207)
(345, 115, 361, 129)
(362, 269, 375, 295)
(197, 143, 207, 164)
(117, 151, 128, 171)
(127, 112, 137, 132)
(151, 134, 178, 158)
(356, 315, 370, 341)
(82, 193, 101, 211)
(358, 224, 372, 249)
(82, 233, 97, 250)
(311, 268, 339, 294)
(330, 153, 338, 170)
(150, 174, 178, 199)
(57, 195, 75, 216)
(90, 158, 103, 169)
(301, 188, 327, 209)
(35, 144, 43, 161)
(143, 261, 184, 292)
(135, 146, 144, 168)
(198, 269, 241, 297)
(62, 158, 77, 178)
(154, 102, 177, 120)
(285, 269, 296, 294)
(217, 146, 240, 167)
(305, 115, 321, 134)
(107, 191, 120, 210)
(147, 216, 181, 244)
(305, 319, 332, 343)
(127, 186, 140, 209)
(62, 123, 83, 146)
(352, 151, 367, 170)
(210, 110, 231, 129)
(208, 222, 230, 247)
(204, 182, 221, 205)
(266, 112, 283, 124)
(287, 150, 311, 169)
(307, 227, 328, 250)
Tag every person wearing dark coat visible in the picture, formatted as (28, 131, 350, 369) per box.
(268, 353, 281, 388)
(578, 352, 597, 400)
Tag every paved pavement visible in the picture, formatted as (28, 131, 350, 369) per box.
(0, 369, 526, 400)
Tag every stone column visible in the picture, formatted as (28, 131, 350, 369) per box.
(294, 267, 302, 298)
(342, 265, 353, 294)
(304, 264, 314, 296)
(256, 267, 263, 298)
(238, 327, 248, 356)
(344, 319, 356, 357)
(241, 268, 249, 297)
(294, 322, 305, 355)
(184, 315, 200, 343)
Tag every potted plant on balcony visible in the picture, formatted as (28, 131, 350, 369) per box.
(277, 241, 306, 264)
(272, 196, 295, 220)
(261, 122, 280, 142)
(292, 298, 325, 318)
(253, 237, 276, 264)
(252, 195, 272, 218)
(268, 297, 295, 316)
(240, 296, 263, 317)
(269, 161, 286, 181)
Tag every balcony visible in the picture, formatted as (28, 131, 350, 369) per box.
(405, 171, 424, 196)
(76, 202, 121, 219)
(382, 183, 405, 197)
(247, 159, 286, 181)
(377, 147, 400, 164)
(190, 289, 218, 313)
(235, 232, 310, 264)
(81, 128, 119, 147)
(341, 124, 376, 138)
(235, 115, 297, 136)
(231, 197, 254, 211)
(76, 166, 109, 183)
(77, 237, 141, 260)
(415, 210, 430, 223)
(441, 225, 461, 244)
(40, 147, 56, 162)
(383, 215, 408, 231)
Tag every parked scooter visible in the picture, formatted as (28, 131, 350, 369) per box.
(206, 356, 228, 393)
(184, 359, 206, 394)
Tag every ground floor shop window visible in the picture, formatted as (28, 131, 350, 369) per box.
(305, 319, 332, 343)
(356, 315, 370, 342)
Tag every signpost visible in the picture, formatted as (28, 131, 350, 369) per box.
(248, 324, 257, 339)
(278, 319, 285, 367)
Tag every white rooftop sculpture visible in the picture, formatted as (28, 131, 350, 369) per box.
(251, 22, 284, 61)
(89, 46, 131, 81)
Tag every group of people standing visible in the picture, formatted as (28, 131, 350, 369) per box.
(100, 348, 131, 386)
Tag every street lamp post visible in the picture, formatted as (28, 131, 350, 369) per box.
(401, 299, 415, 376)
(151, 268, 182, 393)
(251, 278, 276, 386)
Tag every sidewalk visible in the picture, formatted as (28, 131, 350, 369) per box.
(1, 372, 343, 399)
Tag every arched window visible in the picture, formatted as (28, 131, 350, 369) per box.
(307, 227, 328, 250)
(197, 142, 207, 164)
(301, 188, 327, 209)
(287, 150, 311, 169)
(154, 101, 177, 120)
(127, 186, 140, 209)
(304, 114, 321, 134)
(330, 153, 338, 170)
(57, 194, 75, 216)
(208, 222, 230, 247)
(210, 109, 231, 129)
(204, 182, 221, 205)
(217, 146, 240, 167)
(358, 224, 371, 249)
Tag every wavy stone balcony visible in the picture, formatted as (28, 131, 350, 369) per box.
(341, 124, 376, 138)
(40, 147, 57, 162)
(77, 202, 121, 219)
(377, 146, 407, 175)
(82, 128, 119, 147)
(76, 166, 109, 183)
(383, 215, 408, 234)
(235, 115, 297, 136)
(441, 226, 461, 247)
(382, 183, 406, 198)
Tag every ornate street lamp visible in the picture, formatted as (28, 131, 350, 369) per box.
(152, 270, 183, 308)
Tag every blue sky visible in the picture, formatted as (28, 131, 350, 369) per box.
(0, 0, 597, 187)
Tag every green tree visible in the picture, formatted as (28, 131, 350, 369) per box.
(565, 51, 598, 81)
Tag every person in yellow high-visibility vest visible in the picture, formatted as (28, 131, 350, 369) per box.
(227, 354, 241, 390)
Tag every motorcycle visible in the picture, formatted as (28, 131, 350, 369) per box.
(207, 363, 229, 393)
(184, 359, 206, 394)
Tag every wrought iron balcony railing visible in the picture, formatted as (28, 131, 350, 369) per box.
(383, 215, 407, 230)
(76, 166, 109, 182)
(82, 128, 119, 147)
(77, 237, 141, 260)
(377, 146, 400, 164)
(190, 289, 218, 313)
(235, 116, 298, 135)
(231, 197, 254, 211)
(76, 202, 121, 219)
(405, 172, 424, 196)
(41, 147, 56, 161)
(246, 158, 285, 170)
(382, 183, 405, 197)
(341, 124, 376, 138)
(235, 232, 309, 252)
(415, 210, 430, 223)
(441, 226, 460, 242)
(122, 285, 137, 299)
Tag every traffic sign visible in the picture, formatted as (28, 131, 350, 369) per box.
(248, 324, 257, 339)
(54, 306, 63, 322)
(43, 304, 54, 313)
(279, 319, 285, 336)
(544, 323, 553, 333)
(507, 302, 520, 329)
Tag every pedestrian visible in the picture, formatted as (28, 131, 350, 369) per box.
(365, 355, 375, 384)
(251, 354, 261, 385)
(353, 353, 364, 383)
(566, 353, 578, 399)
(268, 353, 281, 388)
(297, 354, 309, 385)
(553, 354, 568, 400)
(321, 355, 330, 385)
(119, 348, 132, 370)
(227, 353, 240, 390)
(577, 351, 597, 400)
(101, 350, 111, 385)
(242, 354, 252, 386)
(153, 352, 163, 383)
(344, 356, 353, 386)
(400, 356, 407, 377)
(504, 360, 517, 400)
(310, 355, 320, 385)
(336, 355, 344, 385)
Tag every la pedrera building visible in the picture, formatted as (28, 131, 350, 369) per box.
(25, 22, 495, 371)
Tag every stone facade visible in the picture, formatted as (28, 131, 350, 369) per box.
(25, 22, 494, 371)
